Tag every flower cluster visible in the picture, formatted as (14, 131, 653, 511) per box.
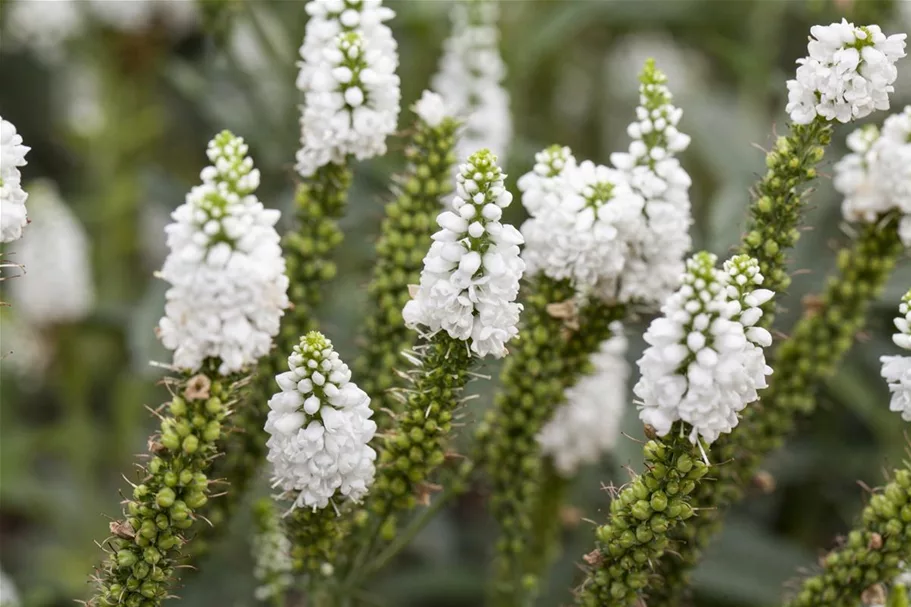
(610, 60, 693, 306)
(518, 147, 645, 303)
(265, 331, 377, 511)
(8, 180, 94, 325)
(537, 323, 629, 476)
(881, 289, 911, 422)
(403, 149, 525, 358)
(834, 106, 911, 244)
(634, 253, 774, 444)
(432, 0, 511, 162)
(0, 568, 19, 607)
(295, 0, 400, 177)
(157, 131, 289, 375)
(1, 117, 30, 244)
(786, 20, 906, 125)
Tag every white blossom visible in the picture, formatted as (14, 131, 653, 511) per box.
(1, 117, 30, 244)
(786, 20, 906, 125)
(610, 60, 693, 307)
(251, 503, 293, 602)
(634, 253, 774, 445)
(834, 106, 911, 245)
(881, 290, 911, 422)
(519, 148, 646, 303)
(538, 323, 629, 476)
(0, 310, 50, 381)
(266, 332, 377, 511)
(413, 90, 449, 128)
(432, 0, 511, 163)
(0, 568, 19, 607)
(8, 181, 94, 325)
(295, 0, 400, 177)
(403, 149, 525, 358)
(4, 0, 84, 61)
(157, 131, 289, 375)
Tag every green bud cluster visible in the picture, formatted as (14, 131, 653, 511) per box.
(90, 365, 240, 606)
(356, 111, 459, 430)
(191, 164, 352, 559)
(370, 332, 474, 518)
(523, 461, 571, 590)
(738, 118, 832, 327)
(478, 276, 624, 604)
(576, 429, 709, 607)
(651, 218, 904, 605)
(286, 505, 349, 575)
(785, 468, 911, 607)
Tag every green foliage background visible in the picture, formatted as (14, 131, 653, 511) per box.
(1, 1, 910, 605)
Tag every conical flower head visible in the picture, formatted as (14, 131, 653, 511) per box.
(786, 20, 907, 125)
(265, 331, 377, 511)
(634, 252, 774, 445)
(881, 288, 911, 421)
(0, 117, 30, 244)
(296, 0, 400, 177)
(157, 131, 289, 375)
(403, 148, 525, 358)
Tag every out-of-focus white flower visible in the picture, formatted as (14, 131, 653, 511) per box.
(834, 106, 911, 244)
(610, 59, 693, 307)
(634, 253, 773, 445)
(607, 34, 704, 98)
(4, 0, 84, 62)
(60, 63, 106, 137)
(251, 501, 293, 602)
(538, 323, 629, 476)
(295, 0, 400, 177)
(432, 0, 511, 163)
(519, 147, 645, 303)
(0, 568, 19, 607)
(0, 310, 50, 381)
(881, 289, 911, 422)
(786, 20, 906, 125)
(8, 180, 94, 325)
(88, 0, 198, 33)
(157, 131, 289, 375)
(413, 90, 449, 128)
(403, 149, 525, 358)
(1, 117, 30, 244)
(266, 331, 377, 511)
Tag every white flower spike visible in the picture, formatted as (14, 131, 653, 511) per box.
(433, 0, 511, 163)
(881, 289, 911, 422)
(1, 117, 30, 244)
(834, 106, 911, 245)
(265, 331, 377, 511)
(403, 148, 525, 358)
(295, 0, 400, 177)
(538, 324, 629, 476)
(8, 180, 95, 325)
(157, 131, 289, 375)
(786, 20, 907, 125)
(634, 253, 774, 445)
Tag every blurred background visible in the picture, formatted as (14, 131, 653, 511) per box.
(2, 1, 911, 605)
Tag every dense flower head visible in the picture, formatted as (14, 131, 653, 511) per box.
(786, 20, 906, 125)
(610, 59, 693, 306)
(1, 117, 30, 244)
(881, 289, 911, 422)
(157, 131, 289, 375)
(634, 253, 774, 445)
(403, 149, 525, 358)
(265, 331, 377, 511)
(8, 181, 94, 325)
(432, 0, 511, 162)
(519, 147, 646, 302)
(834, 106, 911, 244)
(538, 323, 629, 476)
(296, 0, 400, 177)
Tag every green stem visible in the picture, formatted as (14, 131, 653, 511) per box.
(89, 363, 241, 605)
(784, 466, 911, 607)
(479, 276, 624, 606)
(651, 217, 904, 605)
